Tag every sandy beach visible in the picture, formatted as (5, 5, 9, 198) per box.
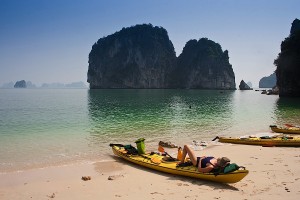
(0, 143, 299, 200)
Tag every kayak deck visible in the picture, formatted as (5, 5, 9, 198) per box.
(111, 145, 248, 183)
(218, 136, 300, 147)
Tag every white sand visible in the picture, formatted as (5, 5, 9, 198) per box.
(0, 144, 299, 200)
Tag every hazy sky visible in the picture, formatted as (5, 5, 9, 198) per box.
(0, 0, 299, 87)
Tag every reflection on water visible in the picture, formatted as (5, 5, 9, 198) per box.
(166, 90, 235, 139)
(87, 89, 300, 154)
(1, 89, 299, 172)
(274, 98, 300, 125)
(87, 89, 235, 145)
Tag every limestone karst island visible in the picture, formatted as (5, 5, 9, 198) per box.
(87, 19, 300, 97)
(87, 24, 236, 90)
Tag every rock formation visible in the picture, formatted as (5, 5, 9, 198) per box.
(87, 24, 236, 89)
(87, 24, 176, 89)
(14, 80, 27, 88)
(26, 81, 36, 88)
(274, 18, 300, 97)
(239, 80, 252, 90)
(259, 72, 276, 88)
(246, 82, 253, 88)
(1, 82, 14, 88)
(170, 38, 236, 89)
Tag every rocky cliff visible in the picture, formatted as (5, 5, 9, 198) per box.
(274, 19, 300, 97)
(170, 38, 235, 89)
(239, 80, 252, 90)
(259, 72, 276, 88)
(87, 24, 176, 88)
(87, 24, 236, 89)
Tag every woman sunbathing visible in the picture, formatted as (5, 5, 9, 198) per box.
(178, 145, 230, 173)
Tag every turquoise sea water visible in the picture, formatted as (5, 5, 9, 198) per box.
(0, 89, 300, 172)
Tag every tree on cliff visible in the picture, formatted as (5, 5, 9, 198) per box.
(274, 18, 300, 97)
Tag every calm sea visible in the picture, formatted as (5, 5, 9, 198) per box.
(0, 89, 299, 172)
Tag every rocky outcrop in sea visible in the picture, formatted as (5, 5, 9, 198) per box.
(274, 18, 300, 97)
(14, 80, 27, 88)
(239, 80, 252, 90)
(259, 73, 276, 88)
(87, 24, 176, 89)
(87, 24, 236, 89)
(170, 38, 236, 89)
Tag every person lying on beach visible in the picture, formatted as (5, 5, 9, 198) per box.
(177, 145, 230, 173)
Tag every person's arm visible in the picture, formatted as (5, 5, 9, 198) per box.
(198, 164, 214, 173)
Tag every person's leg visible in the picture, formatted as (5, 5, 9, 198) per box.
(181, 145, 197, 166)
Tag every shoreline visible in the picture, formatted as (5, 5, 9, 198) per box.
(0, 158, 116, 175)
(1, 144, 299, 200)
(0, 130, 277, 174)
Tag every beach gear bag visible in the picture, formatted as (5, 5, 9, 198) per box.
(124, 144, 138, 155)
(135, 138, 146, 154)
(213, 162, 244, 176)
(223, 163, 240, 174)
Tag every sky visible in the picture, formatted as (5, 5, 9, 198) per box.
(0, 0, 299, 87)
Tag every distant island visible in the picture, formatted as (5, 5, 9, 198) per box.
(1, 81, 87, 89)
(14, 80, 27, 88)
(259, 73, 276, 88)
(40, 82, 87, 89)
(87, 24, 236, 89)
(246, 82, 253, 88)
(239, 80, 252, 90)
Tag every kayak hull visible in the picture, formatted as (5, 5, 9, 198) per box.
(270, 125, 300, 134)
(111, 145, 248, 183)
(218, 137, 300, 147)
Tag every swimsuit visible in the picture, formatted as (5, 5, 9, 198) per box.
(196, 156, 214, 168)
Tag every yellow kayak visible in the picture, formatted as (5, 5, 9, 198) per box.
(111, 144, 249, 183)
(270, 125, 300, 134)
(217, 136, 300, 147)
